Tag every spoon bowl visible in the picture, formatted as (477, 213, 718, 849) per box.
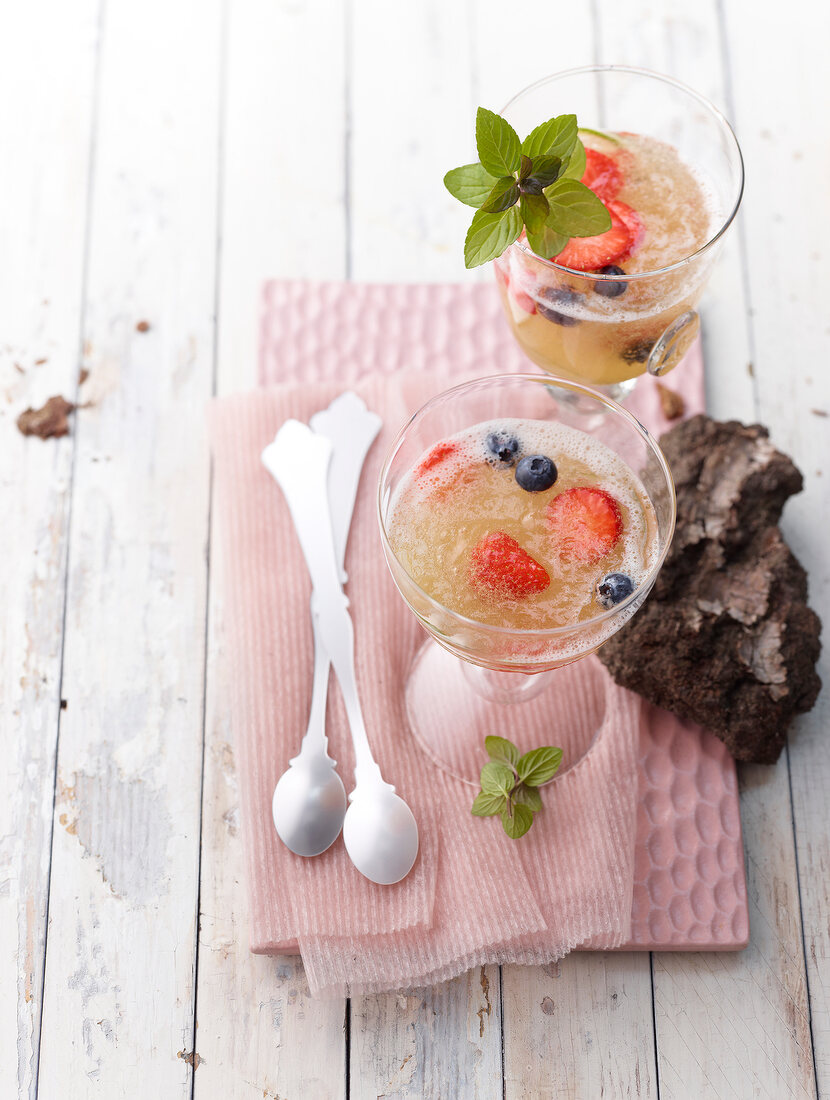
(272, 756, 348, 858)
(342, 786, 420, 885)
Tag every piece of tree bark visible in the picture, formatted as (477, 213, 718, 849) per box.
(598, 415, 822, 763)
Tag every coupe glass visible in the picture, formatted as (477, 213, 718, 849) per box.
(377, 373, 676, 784)
(495, 66, 744, 403)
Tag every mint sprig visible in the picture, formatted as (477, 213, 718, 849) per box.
(444, 107, 611, 268)
(471, 735, 563, 839)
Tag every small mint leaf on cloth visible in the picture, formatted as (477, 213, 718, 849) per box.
(560, 139, 587, 182)
(480, 761, 516, 797)
(521, 113, 578, 160)
(528, 154, 562, 188)
(444, 162, 500, 207)
(517, 746, 563, 786)
(512, 783, 543, 812)
(484, 735, 520, 769)
(464, 207, 522, 268)
(544, 179, 611, 238)
(501, 803, 534, 839)
(476, 107, 521, 177)
(471, 791, 507, 817)
(479, 176, 521, 213)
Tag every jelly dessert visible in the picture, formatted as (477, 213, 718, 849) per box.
(495, 131, 716, 387)
(386, 416, 659, 653)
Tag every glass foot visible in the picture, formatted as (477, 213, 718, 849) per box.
(404, 640, 609, 786)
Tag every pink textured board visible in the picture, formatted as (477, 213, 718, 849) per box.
(258, 278, 749, 956)
(619, 713, 748, 951)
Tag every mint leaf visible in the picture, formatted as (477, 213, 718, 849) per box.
(513, 783, 543, 812)
(501, 803, 534, 839)
(464, 207, 522, 269)
(484, 735, 520, 769)
(444, 162, 500, 207)
(521, 114, 578, 161)
(480, 761, 515, 797)
(519, 154, 533, 182)
(476, 107, 521, 177)
(517, 746, 563, 787)
(560, 139, 587, 182)
(545, 179, 611, 238)
(471, 791, 507, 817)
(528, 154, 562, 188)
(520, 194, 549, 238)
(525, 211, 568, 261)
(480, 176, 520, 213)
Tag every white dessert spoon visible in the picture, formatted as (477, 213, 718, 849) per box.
(263, 392, 381, 857)
(263, 417, 419, 885)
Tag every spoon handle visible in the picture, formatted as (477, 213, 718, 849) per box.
(291, 394, 382, 763)
(262, 420, 389, 792)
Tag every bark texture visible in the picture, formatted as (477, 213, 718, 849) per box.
(598, 415, 822, 763)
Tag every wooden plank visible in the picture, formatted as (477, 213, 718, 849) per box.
(348, 0, 480, 284)
(502, 955, 657, 1100)
(215, 0, 349, 394)
(350, 966, 502, 1100)
(0, 3, 98, 1097)
(594, 3, 817, 1097)
(721, 0, 830, 1093)
(194, 2, 348, 1095)
(35, 0, 221, 1094)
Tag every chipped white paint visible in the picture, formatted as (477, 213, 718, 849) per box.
(3, 1, 828, 1098)
(35, 0, 221, 1095)
(0, 3, 99, 1097)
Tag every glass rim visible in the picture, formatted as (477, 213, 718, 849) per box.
(376, 372, 677, 640)
(500, 64, 745, 283)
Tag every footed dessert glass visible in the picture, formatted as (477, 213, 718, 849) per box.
(496, 66, 744, 402)
(377, 373, 676, 784)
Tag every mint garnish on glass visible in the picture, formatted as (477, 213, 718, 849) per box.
(471, 735, 563, 839)
(444, 108, 611, 268)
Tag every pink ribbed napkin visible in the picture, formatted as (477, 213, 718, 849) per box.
(209, 280, 704, 997)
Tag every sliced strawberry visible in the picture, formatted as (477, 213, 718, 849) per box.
(469, 532, 550, 600)
(607, 199, 645, 255)
(552, 204, 632, 272)
(415, 440, 459, 477)
(511, 285, 537, 315)
(547, 487, 623, 563)
(493, 257, 510, 291)
(581, 148, 623, 201)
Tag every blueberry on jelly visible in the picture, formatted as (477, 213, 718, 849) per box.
(537, 287, 583, 327)
(485, 430, 520, 467)
(597, 572, 635, 608)
(594, 265, 627, 299)
(515, 454, 558, 492)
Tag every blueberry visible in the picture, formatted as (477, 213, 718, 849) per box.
(621, 339, 654, 365)
(597, 573, 635, 608)
(485, 430, 520, 467)
(515, 454, 558, 492)
(594, 265, 627, 298)
(537, 287, 583, 327)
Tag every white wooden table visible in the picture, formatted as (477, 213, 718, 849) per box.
(2, 1, 828, 1096)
